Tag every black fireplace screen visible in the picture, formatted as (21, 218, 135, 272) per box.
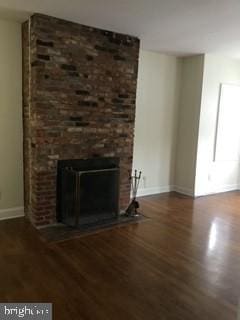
(57, 158, 120, 227)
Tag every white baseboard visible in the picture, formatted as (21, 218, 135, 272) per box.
(195, 184, 240, 197)
(0, 207, 24, 221)
(137, 185, 173, 197)
(172, 185, 195, 197)
(136, 183, 239, 199)
(214, 183, 240, 194)
(137, 185, 195, 197)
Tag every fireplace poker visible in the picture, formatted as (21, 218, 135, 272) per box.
(126, 170, 142, 216)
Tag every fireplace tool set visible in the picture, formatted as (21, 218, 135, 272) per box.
(126, 170, 142, 217)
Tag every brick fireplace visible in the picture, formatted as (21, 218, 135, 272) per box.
(22, 14, 140, 227)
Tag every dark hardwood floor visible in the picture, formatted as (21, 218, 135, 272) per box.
(1, 191, 240, 319)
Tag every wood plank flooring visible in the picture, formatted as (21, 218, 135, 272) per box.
(1, 191, 240, 319)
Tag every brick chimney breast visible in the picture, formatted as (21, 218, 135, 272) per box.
(22, 13, 140, 227)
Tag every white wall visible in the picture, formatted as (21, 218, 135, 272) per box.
(133, 50, 181, 196)
(0, 19, 23, 219)
(195, 54, 240, 196)
(175, 55, 204, 195)
(135, 53, 240, 198)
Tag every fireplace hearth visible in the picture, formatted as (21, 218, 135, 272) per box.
(57, 157, 120, 227)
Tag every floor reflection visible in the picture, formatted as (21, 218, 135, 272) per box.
(208, 219, 218, 252)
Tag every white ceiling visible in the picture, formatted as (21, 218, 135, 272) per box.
(0, 0, 240, 58)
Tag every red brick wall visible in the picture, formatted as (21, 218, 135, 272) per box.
(22, 14, 140, 227)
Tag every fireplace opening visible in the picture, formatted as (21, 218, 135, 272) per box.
(57, 157, 120, 227)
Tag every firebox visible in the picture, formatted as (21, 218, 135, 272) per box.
(57, 157, 120, 227)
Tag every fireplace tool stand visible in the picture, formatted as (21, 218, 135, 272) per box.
(126, 170, 142, 217)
